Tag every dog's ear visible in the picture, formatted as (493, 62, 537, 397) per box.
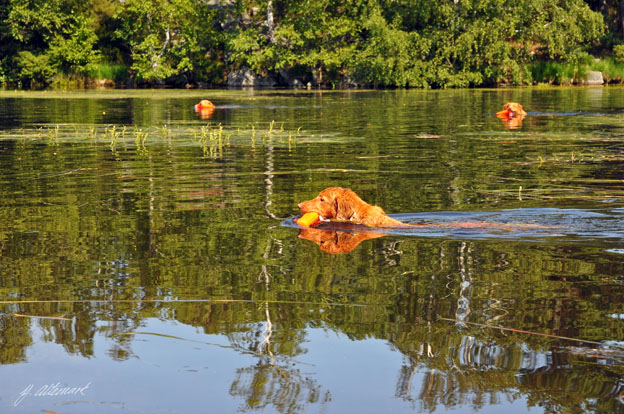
(334, 188, 356, 220)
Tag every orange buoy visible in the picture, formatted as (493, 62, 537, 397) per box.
(194, 100, 215, 111)
(295, 212, 320, 227)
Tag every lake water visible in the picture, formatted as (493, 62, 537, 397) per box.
(1, 88, 624, 413)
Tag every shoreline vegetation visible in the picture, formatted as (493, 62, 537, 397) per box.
(3, 1, 624, 90)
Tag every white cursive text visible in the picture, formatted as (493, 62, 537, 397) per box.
(14, 381, 91, 406)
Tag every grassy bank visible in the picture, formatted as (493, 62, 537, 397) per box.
(529, 57, 624, 85)
(86, 63, 130, 84)
(42, 63, 130, 89)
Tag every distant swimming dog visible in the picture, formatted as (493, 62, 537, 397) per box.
(497, 102, 527, 117)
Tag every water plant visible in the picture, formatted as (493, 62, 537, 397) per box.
(4, 121, 307, 159)
(264, 120, 276, 142)
(198, 125, 211, 156)
(106, 125, 123, 153)
(134, 128, 148, 152)
(47, 125, 59, 144)
(87, 127, 97, 141)
(288, 131, 294, 151)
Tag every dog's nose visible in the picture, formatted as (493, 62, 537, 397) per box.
(297, 202, 303, 209)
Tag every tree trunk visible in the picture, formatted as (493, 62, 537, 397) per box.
(267, 0, 276, 44)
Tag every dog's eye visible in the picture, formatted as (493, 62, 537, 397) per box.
(319, 197, 325, 202)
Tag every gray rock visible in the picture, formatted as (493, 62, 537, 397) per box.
(583, 70, 604, 85)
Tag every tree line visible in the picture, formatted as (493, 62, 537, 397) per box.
(1, 0, 623, 88)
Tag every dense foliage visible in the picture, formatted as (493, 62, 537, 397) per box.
(0, 0, 618, 87)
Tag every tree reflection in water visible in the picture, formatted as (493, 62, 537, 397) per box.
(226, 298, 331, 411)
(228, 232, 331, 412)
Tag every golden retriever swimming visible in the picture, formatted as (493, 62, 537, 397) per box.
(496, 102, 527, 129)
(497, 102, 527, 117)
(298, 187, 555, 231)
(298, 187, 405, 227)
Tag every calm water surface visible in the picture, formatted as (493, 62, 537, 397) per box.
(1, 88, 624, 413)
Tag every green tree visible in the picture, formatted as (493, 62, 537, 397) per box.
(47, 16, 100, 74)
(350, 8, 434, 87)
(225, 0, 364, 85)
(4, 0, 101, 85)
(113, 0, 217, 83)
(365, 0, 605, 87)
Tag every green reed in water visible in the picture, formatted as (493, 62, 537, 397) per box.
(161, 125, 170, 140)
(106, 125, 118, 150)
(263, 120, 275, 142)
(134, 128, 148, 152)
(250, 124, 256, 147)
(87, 127, 97, 141)
(10, 121, 304, 158)
(47, 125, 59, 144)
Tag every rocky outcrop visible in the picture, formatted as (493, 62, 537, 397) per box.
(227, 67, 277, 87)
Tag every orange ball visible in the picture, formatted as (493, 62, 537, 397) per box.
(195, 100, 215, 110)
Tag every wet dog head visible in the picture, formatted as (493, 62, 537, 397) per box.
(297, 187, 363, 222)
(503, 102, 527, 116)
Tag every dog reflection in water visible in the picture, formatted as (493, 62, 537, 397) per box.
(298, 226, 385, 254)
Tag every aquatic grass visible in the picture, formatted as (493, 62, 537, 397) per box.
(87, 127, 97, 141)
(106, 125, 128, 155)
(217, 123, 223, 148)
(250, 124, 256, 147)
(107, 125, 118, 149)
(134, 128, 149, 154)
(160, 124, 171, 140)
(196, 124, 225, 157)
(1, 122, 313, 159)
(264, 120, 276, 142)
(199, 125, 211, 156)
(47, 125, 59, 144)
